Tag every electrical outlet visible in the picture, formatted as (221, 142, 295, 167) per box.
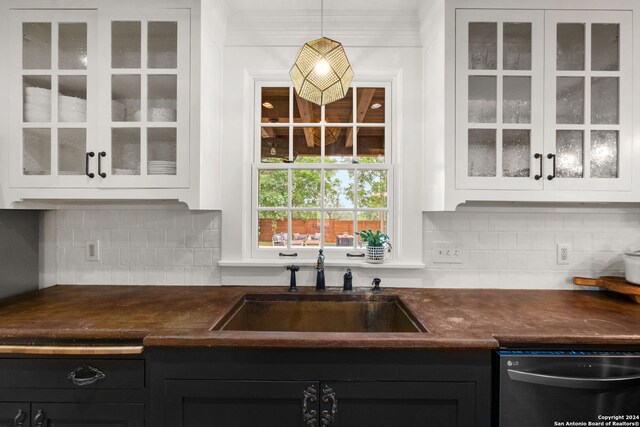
(432, 241, 463, 264)
(85, 240, 101, 261)
(557, 243, 570, 265)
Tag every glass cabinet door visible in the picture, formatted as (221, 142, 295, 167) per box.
(12, 11, 97, 187)
(105, 11, 189, 188)
(456, 10, 544, 190)
(544, 11, 631, 191)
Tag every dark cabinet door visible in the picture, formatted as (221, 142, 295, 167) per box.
(165, 380, 320, 427)
(0, 404, 30, 427)
(320, 382, 476, 427)
(31, 403, 144, 427)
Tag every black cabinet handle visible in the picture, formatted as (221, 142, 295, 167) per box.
(346, 253, 364, 258)
(85, 152, 95, 178)
(302, 385, 318, 426)
(13, 409, 26, 427)
(68, 364, 106, 386)
(533, 153, 543, 180)
(321, 385, 338, 426)
(33, 409, 45, 427)
(547, 153, 556, 180)
(279, 252, 298, 257)
(98, 151, 107, 178)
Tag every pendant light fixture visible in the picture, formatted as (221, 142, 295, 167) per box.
(290, 0, 354, 106)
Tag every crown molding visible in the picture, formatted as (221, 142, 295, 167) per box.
(225, 10, 422, 47)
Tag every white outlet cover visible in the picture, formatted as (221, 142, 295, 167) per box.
(556, 243, 570, 265)
(86, 240, 101, 261)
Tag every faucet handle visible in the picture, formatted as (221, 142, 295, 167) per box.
(372, 278, 382, 292)
(343, 268, 353, 292)
(287, 265, 299, 292)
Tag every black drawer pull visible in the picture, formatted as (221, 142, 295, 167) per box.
(98, 151, 107, 178)
(33, 409, 45, 427)
(279, 252, 298, 257)
(302, 385, 318, 426)
(14, 409, 26, 427)
(68, 364, 106, 386)
(85, 152, 95, 178)
(346, 253, 365, 258)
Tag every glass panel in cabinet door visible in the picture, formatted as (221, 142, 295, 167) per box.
(58, 76, 87, 123)
(261, 87, 289, 124)
(503, 76, 531, 124)
(23, 22, 51, 69)
(58, 128, 86, 175)
(112, 75, 140, 122)
(357, 170, 387, 209)
(502, 129, 530, 177)
(592, 24, 619, 71)
(556, 77, 584, 124)
(258, 211, 288, 248)
(293, 128, 321, 164)
(23, 76, 51, 122)
(148, 75, 177, 122)
(557, 23, 585, 71)
(468, 22, 497, 70)
(468, 129, 496, 177)
(468, 76, 496, 123)
(261, 127, 289, 163)
(58, 23, 87, 70)
(23, 128, 51, 175)
(357, 88, 385, 123)
(591, 130, 618, 179)
(258, 170, 288, 208)
(355, 127, 385, 164)
(325, 88, 352, 123)
(112, 21, 141, 68)
(112, 128, 140, 175)
(556, 130, 584, 178)
(591, 77, 619, 125)
(148, 128, 176, 175)
(503, 23, 531, 70)
(292, 211, 321, 247)
(325, 211, 354, 248)
(148, 21, 177, 69)
(325, 170, 354, 209)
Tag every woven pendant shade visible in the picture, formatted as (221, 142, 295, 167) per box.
(290, 37, 354, 106)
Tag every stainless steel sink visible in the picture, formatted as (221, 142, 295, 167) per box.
(211, 293, 427, 333)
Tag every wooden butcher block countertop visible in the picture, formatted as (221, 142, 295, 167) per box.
(0, 285, 639, 350)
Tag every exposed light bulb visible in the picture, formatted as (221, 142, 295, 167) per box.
(270, 147, 277, 156)
(314, 58, 330, 76)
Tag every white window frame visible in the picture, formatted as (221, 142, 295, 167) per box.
(251, 80, 394, 261)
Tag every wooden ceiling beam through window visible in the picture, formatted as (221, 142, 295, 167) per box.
(346, 88, 375, 147)
(294, 96, 317, 147)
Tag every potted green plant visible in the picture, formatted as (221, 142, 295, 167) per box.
(356, 229, 392, 264)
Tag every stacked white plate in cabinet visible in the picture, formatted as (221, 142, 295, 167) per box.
(58, 94, 87, 122)
(148, 160, 176, 175)
(24, 86, 51, 122)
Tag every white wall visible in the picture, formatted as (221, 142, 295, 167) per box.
(52, 208, 633, 289)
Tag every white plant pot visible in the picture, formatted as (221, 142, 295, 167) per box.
(365, 246, 386, 264)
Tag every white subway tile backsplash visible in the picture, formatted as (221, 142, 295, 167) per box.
(498, 232, 517, 250)
(54, 209, 636, 288)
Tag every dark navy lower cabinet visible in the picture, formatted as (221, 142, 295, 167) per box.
(0, 357, 146, 427)
(149, 348, 491, 427)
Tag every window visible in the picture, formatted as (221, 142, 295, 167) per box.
(253, 83, 391, 259)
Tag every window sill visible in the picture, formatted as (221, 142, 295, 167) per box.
(217, 259, 425, 269)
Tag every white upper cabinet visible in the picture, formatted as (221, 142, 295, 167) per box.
(2, 1, 222, 209)
(425, 1, 638, 210)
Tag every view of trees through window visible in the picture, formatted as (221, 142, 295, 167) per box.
(256, 85, 389, 251)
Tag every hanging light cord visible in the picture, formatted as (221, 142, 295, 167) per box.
(320, 0, 324, 38)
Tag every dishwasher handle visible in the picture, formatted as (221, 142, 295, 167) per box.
(508, 369, 640, 390)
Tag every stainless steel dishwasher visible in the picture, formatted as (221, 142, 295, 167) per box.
(497, 350, 640, 427)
